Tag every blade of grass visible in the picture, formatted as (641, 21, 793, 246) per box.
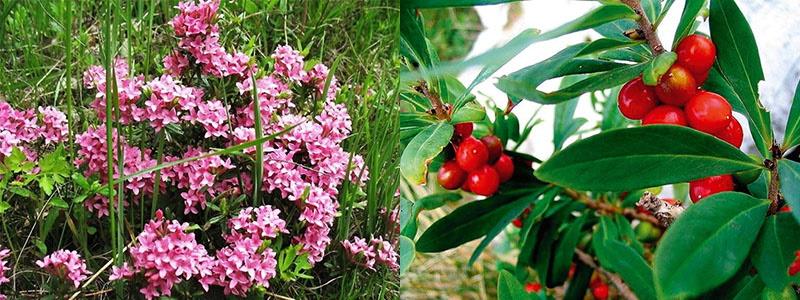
(251, 75, 263, 205)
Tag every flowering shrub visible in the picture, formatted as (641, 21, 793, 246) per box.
(0, 0, 395, 298)
(0, 102, 67, 159)
(35, 250, 90, 288)
(342, 235, 399, 271)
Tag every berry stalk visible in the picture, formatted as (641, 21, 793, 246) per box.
(621, 0, 665, 55)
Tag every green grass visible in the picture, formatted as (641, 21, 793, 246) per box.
(0, 0, 399, 298)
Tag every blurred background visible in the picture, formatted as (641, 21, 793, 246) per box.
(401, 0, 800, 298)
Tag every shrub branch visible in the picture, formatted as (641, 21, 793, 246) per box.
(563, 189, 663, 227)
(621, 0, 665, 54)
(575, 248, 639, 300)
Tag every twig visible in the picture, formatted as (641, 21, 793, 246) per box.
(414, 81, 449, 120)
(563, 189, 662, 227)
(620, 0, 665, 54)
(767, 143, 783, 214)
(575, 248, 639, 300)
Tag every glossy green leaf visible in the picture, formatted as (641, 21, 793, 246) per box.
(399, 236, 415, 277)
(400, 4, 637, 83)
(550, 213, 588, 285)
(654, 192, 769, 299)
(536, 126, 761, 191)
(750, 213, 800, 291)
(732, 276, 767, 300)
(553, 76, 587, 151)
(673, 0, 707, 47)
(498, 270, 536, 300)
(564, 260, 593, 300)
(450, 101, 486, 124)
(642, 52, 677, 86)
(399, 9, 431, 67)
(782, 80, 800, 149)
(709, 0, 773, 158)
(416, 189, 538, 252)
(400, 123, 453, 185)
(778, 159, 800, 225)
(601, 240, 657, 300)
(401, 193, 461, 238)
(468, 191, 544, 267)
(402, 0, 523, 8)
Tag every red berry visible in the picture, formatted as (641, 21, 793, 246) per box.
(695, 70, 710, 85)
(685, 91, 732, 134)
(437, 160, 467, 190)
(525, 282, 542, 293)
(466, 165, 500, 196)
(493, 154, 515, 182)
(780, 205, 792, 212)
(789, 252, 800, 276)
(642, 105, 688, 126)
(480, 135, 503, 163)
(675, 34, 717, 76)
(512, 218, 523, 228)
(453, 122, 473, 138)
(618, 77, 659, 120)
(655, 64, 698, 106)
(689, 175, 735, 203)
(456, 137, 489, 172)
(592, 284, 609, 300)
(713, 118, 743, 148)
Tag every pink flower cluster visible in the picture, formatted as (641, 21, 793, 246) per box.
(0, 101, 68, 159)
(35, 249, 90, 288)
(0, 246, 10, 299)
(342, 236, 399, 271)
(171, 0, 251, 78)
(74, 125, 157, 217)
(200, 206, 287, 296)
(112, 210, 214, 299)
(165, 147, 235, 214)
(83, 59, 145, 125)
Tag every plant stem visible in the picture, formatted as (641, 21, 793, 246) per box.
(621, 0, 665, 54)
(767, 143, 783, 214)
(563, 189, 662, 227)
(575, 248, 638, 300)
(415, 81, 449, 120)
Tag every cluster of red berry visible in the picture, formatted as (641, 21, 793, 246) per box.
(790, 250, 800, 276)
(437, 123, 515, 196)
(618, 34, 740, 203)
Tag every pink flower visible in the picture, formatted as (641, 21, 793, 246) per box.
(201, 239, 278, 296)
(171, 147, 234, 214)
(38, 106, 68, 144)
(341, 236, 398, 271)
(36, 249, 90, 288)
(125, 210, 214, 299)
(0, 246, 11, 290)
(163, 51, 190, 76)
(171, 0, 219, 38)
(272, 45, 306, 81)
(109, 262, 134, 281)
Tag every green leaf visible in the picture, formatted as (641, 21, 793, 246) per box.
(553, 76, 587, 151)
(400, 4, 637, 83)
(50, 198, 69, 209)
(550, 213, 588, 285)
(402, 0, 523, 8)
(600, 240, 657, 300)
(468, 190, 546, 267)
(654, 192, 769, 299)
(750, 213, 800, 291)
(400, 9, 431, 68)
(416, 189, 539, 252)
(498, 270, 535, 300)
(450, 101, 485, 124)
(778, 159, 800, 225)
(400, 123, 453, 185)
(673, 0, 707, 47)
(399, 236, 415, 277)
(709, 0, 773, 158)
(564, 260, 593, 300)
(782, 80, 800, 149)
(536, 126, 761, 191)
(401, 192, 462, 238)
(642, 52, 677, 86)
(497, 38, 643, 105)
(0, 200, 10, 214)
